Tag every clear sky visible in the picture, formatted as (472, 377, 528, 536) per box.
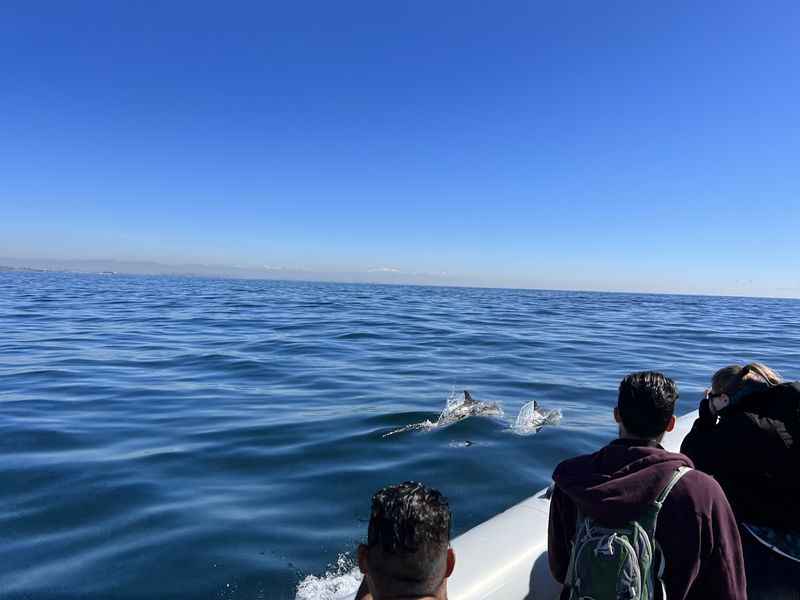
(2, 2, 799, 296)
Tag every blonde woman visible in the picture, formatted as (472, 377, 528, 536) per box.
(681, 363, 800, 599)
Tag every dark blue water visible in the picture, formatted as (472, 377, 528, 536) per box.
(2, 273, 798, 599)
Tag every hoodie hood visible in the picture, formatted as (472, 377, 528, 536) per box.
(553, 439, 693, 525)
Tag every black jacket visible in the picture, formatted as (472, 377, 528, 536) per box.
(680, 382, 800, 530)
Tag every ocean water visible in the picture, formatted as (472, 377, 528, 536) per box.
(1, 272, 798, 600)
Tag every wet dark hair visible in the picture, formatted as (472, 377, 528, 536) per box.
(617, 371, 678, 439)
(368, 481, 451, 554)
(365, 481, 451, 593)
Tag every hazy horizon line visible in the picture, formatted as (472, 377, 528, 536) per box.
(2, 255, 798, 301)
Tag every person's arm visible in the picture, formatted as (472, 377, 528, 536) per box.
(657, 474, 747, 600)
(705, 482, 747, 599)
(547, 484, 575, 583)
(656, 473, 709, 599)
(680, 408, 772, 477)
(679, 398, 718, 473)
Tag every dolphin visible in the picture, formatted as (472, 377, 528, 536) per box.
(437, 390, 504, 426)
(383, 390, 504, 437)
(512, 399, 562, 434)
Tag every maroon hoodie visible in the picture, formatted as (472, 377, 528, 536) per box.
(548, 439, 746, 600)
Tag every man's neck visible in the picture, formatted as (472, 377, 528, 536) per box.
(618, 427, 664, 444)
(362, 585, 444, 600)
(378, 595, 442, 600)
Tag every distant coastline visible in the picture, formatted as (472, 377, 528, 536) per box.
(2, 257, 799, 301)
(0, 257, 456, 287)
(0, 265, 48, 273)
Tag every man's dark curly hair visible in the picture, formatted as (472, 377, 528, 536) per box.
(363, 482, 452, 595)
(367, 481, 451, 555)
(618, 371, 678, 439)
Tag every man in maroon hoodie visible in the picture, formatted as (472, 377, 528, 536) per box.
(548, 371, 746, 600)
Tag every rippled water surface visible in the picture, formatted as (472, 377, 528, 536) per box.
(2, 273, 798, 599)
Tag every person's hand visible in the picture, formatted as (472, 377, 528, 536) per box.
(708, 392, 730, 415)
(698, 390, 714, 422)
(699, 389, 729, 422)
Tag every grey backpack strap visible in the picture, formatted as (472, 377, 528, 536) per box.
(564, 507, 586, 589)
(640, 466, 692, 537)
(655, 466, 692, 507)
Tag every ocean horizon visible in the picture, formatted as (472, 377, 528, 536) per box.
(3, 262, 798, 301)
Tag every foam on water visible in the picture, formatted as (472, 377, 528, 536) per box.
(381, 419, 438, 436)
(295, 554, 361, 600)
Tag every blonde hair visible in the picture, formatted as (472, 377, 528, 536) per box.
(724, 362, 781, 395)
(740, 362, 781, 385)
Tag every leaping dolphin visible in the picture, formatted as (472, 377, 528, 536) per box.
(437, 390, 504, 426)
(383, 390, 504, 437)
(512, 399, 562, 434)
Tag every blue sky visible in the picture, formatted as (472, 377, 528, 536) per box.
(2, 2, 799, 295)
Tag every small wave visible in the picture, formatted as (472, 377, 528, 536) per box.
(295, 553, 361, 600)
(335, 331, 380, 341)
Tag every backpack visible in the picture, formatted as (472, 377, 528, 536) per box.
(564, 466, 691, 600)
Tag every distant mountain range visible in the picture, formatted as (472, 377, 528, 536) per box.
(4, 257, 796, 298)
(0, 257, 457, 286)
(0, 264, 49, 272)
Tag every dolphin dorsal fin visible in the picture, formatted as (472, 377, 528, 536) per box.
(533, 400, 539, 410)
(463, 390, 474, 403)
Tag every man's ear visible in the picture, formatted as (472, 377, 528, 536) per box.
(613, 406, 621, 423)
(357, 544, 369, 574)
(445, 548, 456, 578)
(665, 415, 676, 433)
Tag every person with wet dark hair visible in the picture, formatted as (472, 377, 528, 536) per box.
(681, 363, 800, 598)
(549, 371, 745, 599)
(355, 481, 455, 600)
(616, 370, 679, 438)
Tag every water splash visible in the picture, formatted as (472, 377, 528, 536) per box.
(295, 553, 361, 600)
(383, 390, 504, 437)
(511, 400, 562, 435)
(382, 419, 438, 436)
